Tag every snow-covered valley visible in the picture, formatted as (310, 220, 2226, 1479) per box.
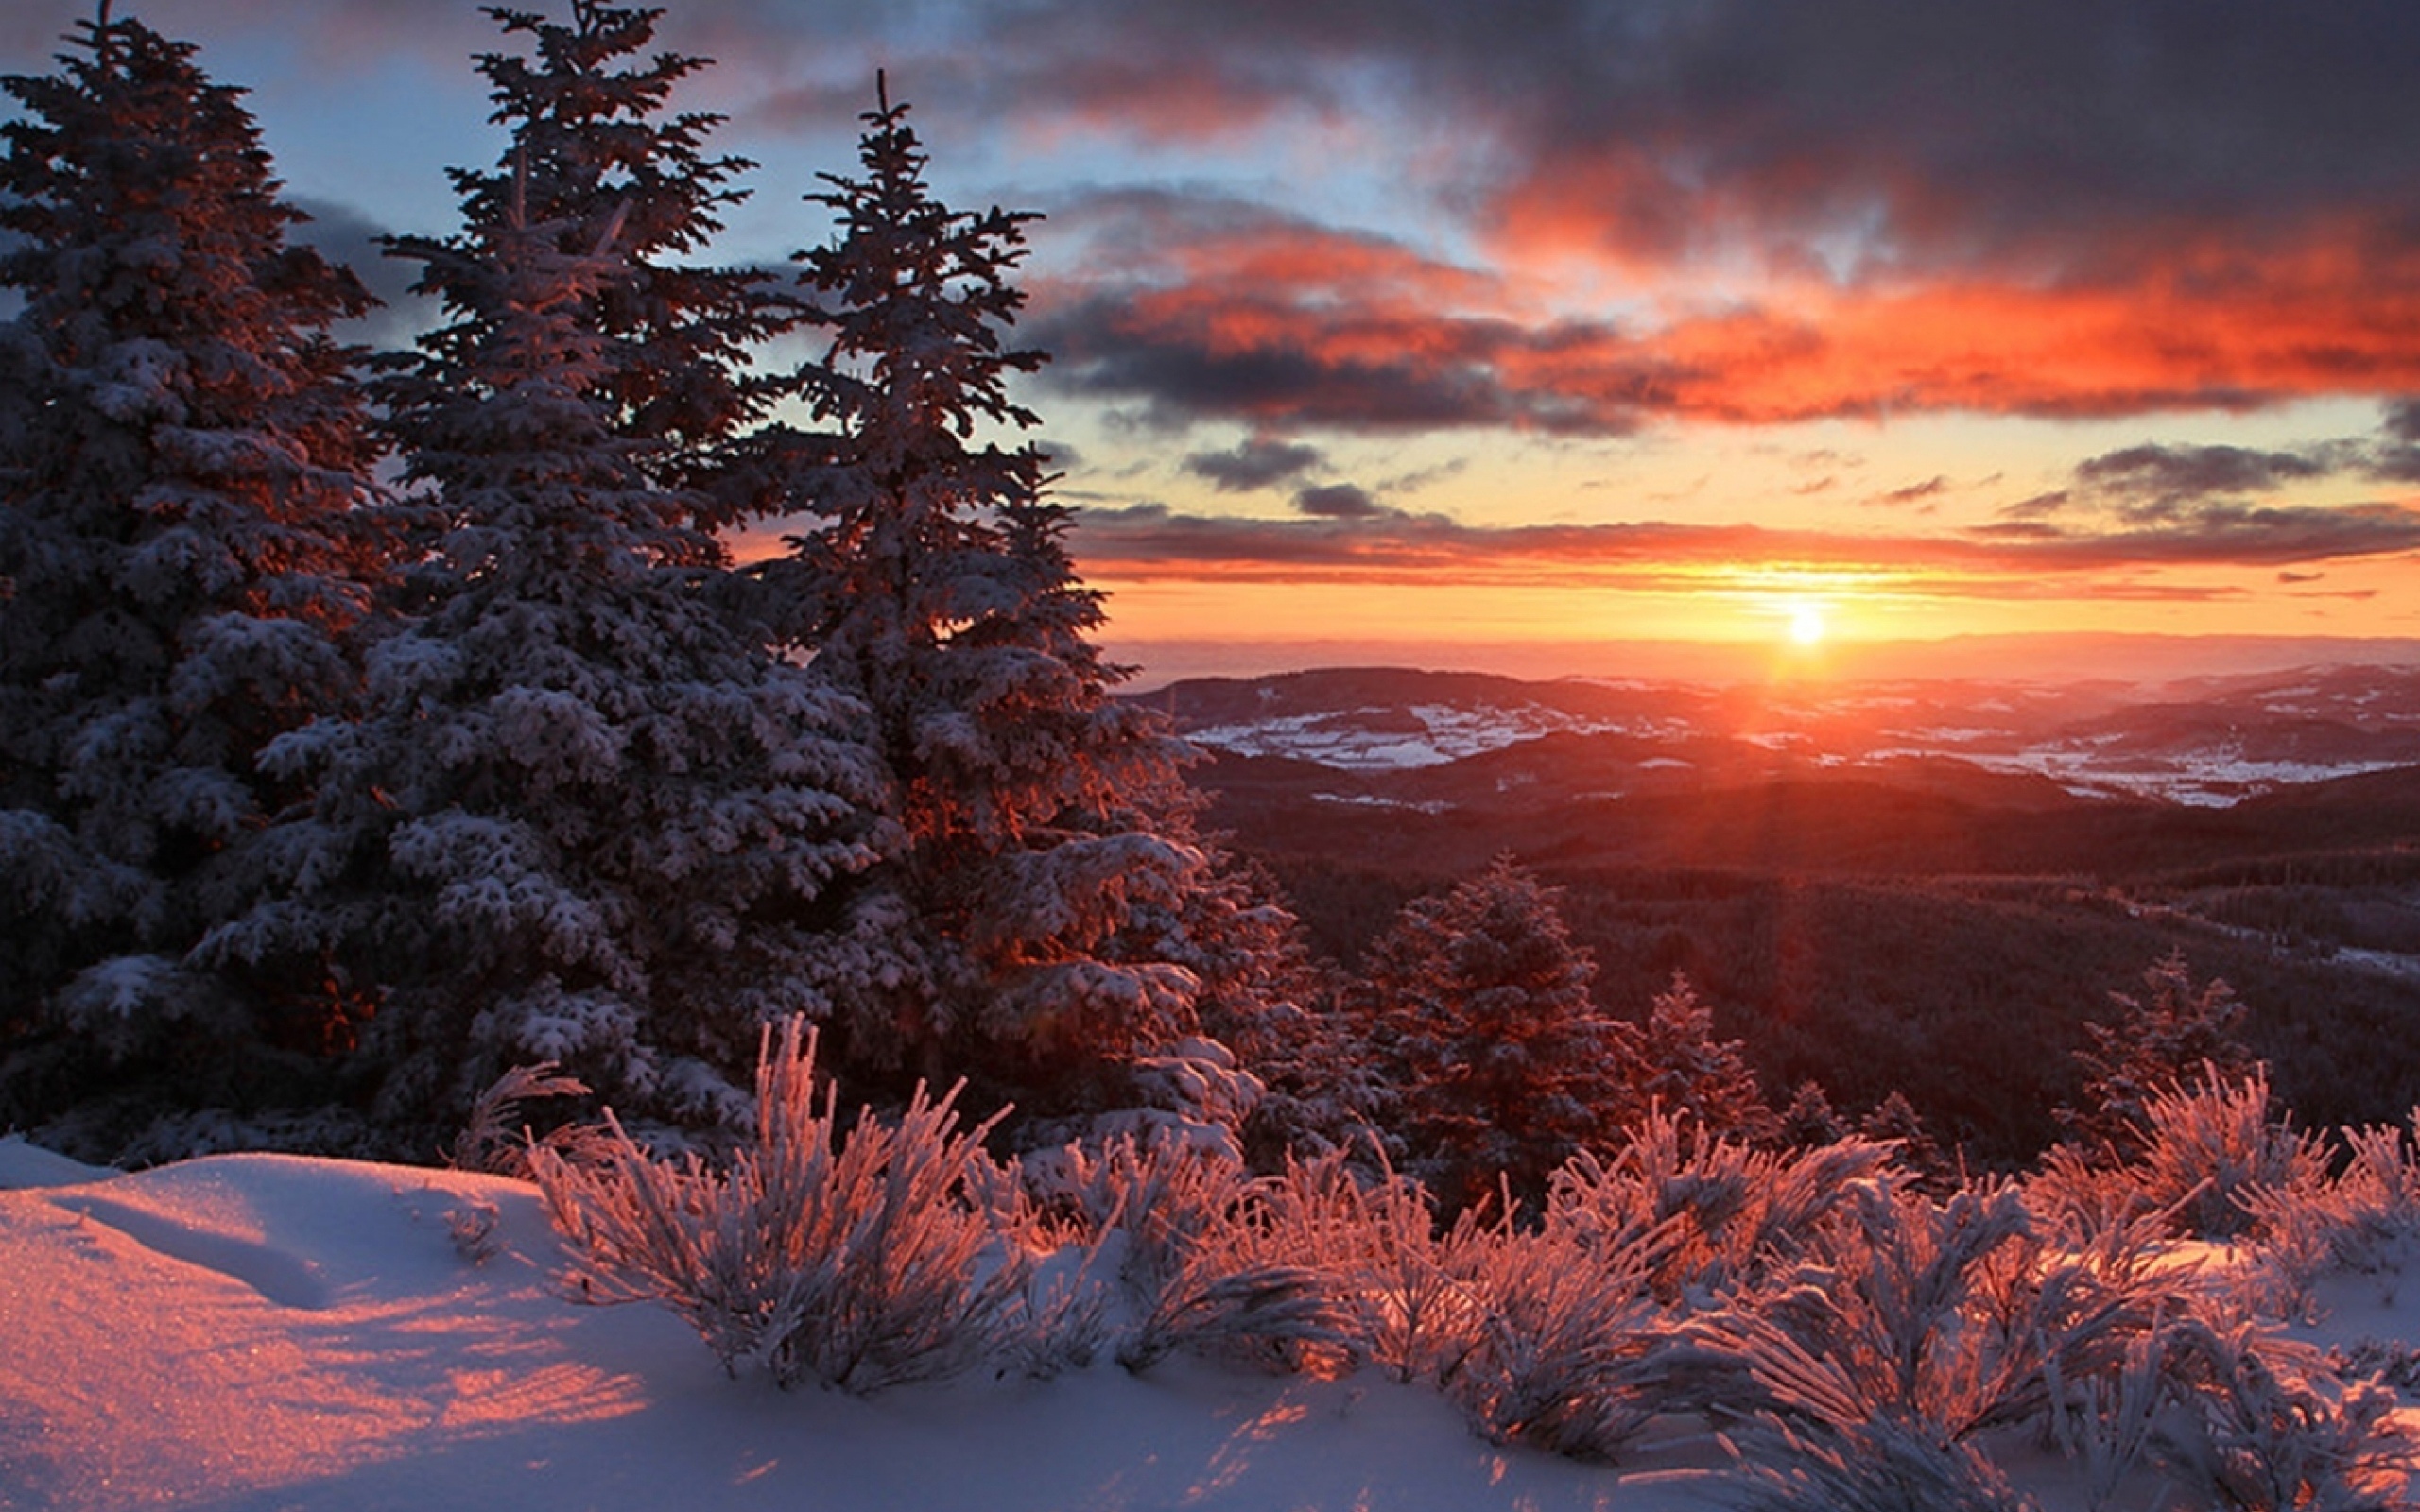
(1158, 662, 2420, 806)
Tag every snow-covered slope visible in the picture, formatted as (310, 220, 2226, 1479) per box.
(0, 1143, 1672, 1511)
(4, 1138, 2417, 1512)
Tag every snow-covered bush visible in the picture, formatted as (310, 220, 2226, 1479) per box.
(1035, 1131, 1360, 1374)
(2151, 1317, 2419, 1512)
(532, 1019, 1049, 1393)
(1688, 1177, 2165, 1444)
(1719, 1417, 2047, 1512)
(1443, 1203, 1684, 1460)
(2247, 1110, 2420, 1278)
(2135, 1069, 2327, 1242)
(2042, 1320, 2171, 1512)
(2032, 1066, 2326, 1247)
(1547, 1112, 1894, 1298)
(1247, 1148, 1491, 1383)
(446, 1061, 605, 1177)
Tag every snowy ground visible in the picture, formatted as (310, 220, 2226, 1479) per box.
(2, 1136, 2413, 1512)
(0, 1139, 1693, 1511)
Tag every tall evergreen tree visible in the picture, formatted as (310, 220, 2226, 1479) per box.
(0, 10, 383, 1150)
(269, 22, 879, 1140)
(769, 82, 1204, 1113)
(379, 0, 789, 513)
(1356, 858, 1626, 1214)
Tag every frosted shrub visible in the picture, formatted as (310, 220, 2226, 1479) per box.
(1249, 1150, 1492, 1383)
(2042, 1316, 2172, 1512)
(1443, 1206, 1685, 1460)
(1116, 1260, 1357, 1375)
(1027, 1131, 1357, 1373)
(2248, 1112, 2420, 1278)
(1548, 1113, 1895, 1298)
(2137, 1070, 2327, 1241)
(447, 1061, 597, 1177)
(1692, 1178, 2162, 1443)
(1719, 1418, 2047, 1512)
(1047, 1133, 1359, 1374)
(2151, 1317, 2419, 1512)
(531, 1019, 1044, 1393)
(2025, 1140, 2167, 1250)
(446, 1197, 504, 1265)
(2322, 1113, 2420, 1257)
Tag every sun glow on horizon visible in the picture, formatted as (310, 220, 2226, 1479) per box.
(1789, 603, 1827, 646)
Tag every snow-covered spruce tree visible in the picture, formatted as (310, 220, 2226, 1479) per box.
(763, 82, 1207, 1120)
(2060, 951, 2258, 1161)
(1165, 849, 1375, 1165)
(380, 1, 791, 518)
(0, 11, 384, 1151)
(276, 111, 880, 1140)
(1355, 857, 1627, 1215)
(1616, 971, 1779, 1145)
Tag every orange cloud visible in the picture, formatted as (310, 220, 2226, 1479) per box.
(1039, 196, 2420, 430)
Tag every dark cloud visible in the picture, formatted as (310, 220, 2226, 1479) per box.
(2072, 442, 2336, 520)
(1030, 184, 2420, 434)
(1072, 497, 2420, 586)
(14, 1, 2420, 441)
(2366, 401, 2420, 483)
(1979, 504, 2420, 568)
(2001, 492, 2071, 520)
(919, 0, 2420, 291)
(17, 1, 2420, 302)
(1293, 482, 1383, 519)
(1873, 475, 1948, 507)
(1182, 437, 1327, 491)
(1036, 288, 1658, 435)
(1029, 191, 1661, 434)
(1378, 457, 1468, 493)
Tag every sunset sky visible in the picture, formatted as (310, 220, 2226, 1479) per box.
(10, 0, 2420, 680)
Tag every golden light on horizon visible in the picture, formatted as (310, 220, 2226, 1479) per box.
(1789, 603, 1826, 645)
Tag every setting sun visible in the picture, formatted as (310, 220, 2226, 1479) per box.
(1789, 604, 1826, 646)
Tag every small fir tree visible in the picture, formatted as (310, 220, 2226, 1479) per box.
(1777, 1078, 1848, 1148)
(1356, 857, 1625, 1215)
(0, 10, 384, 1150)
(272, 38, 880, 1139)
(1616, 972, 1779, 1145)
(1858, 1090, 1955, 1193)
(2061, 951, 2259, 1160)
(767, 81, 1201, 1114)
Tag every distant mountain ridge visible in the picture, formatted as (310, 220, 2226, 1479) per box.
(1134, 661, 2420, 808)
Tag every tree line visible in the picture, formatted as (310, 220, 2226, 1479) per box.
(0, 2, 1267, 1160)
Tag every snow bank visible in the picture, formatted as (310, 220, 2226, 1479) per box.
(0, 1152, 1673, 1511)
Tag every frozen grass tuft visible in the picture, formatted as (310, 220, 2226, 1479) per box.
(531, 1018, 1050, 1393)
(1719, 1417, 2048, 1512)
(1686, 1177, 2169, 1444)
(2151, 1316, 2420, 1512)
